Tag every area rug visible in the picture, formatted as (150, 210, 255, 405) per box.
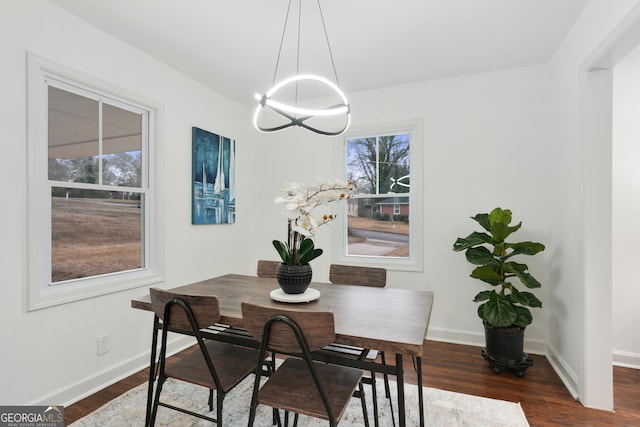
(71, 375, 529, 426)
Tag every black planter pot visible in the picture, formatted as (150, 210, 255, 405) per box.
(482, 324, 533, 377)
(276, 263, 312, 294)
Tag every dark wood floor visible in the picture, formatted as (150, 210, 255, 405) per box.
(64, 340, 640, 426)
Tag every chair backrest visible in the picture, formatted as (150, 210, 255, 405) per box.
(150, 288, 221, 333)
(256, 260, 280, 278)
(329, 264, 386, 287)
(241, 302, 335, 354)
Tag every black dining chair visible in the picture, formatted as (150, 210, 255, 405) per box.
(147, 288, 266, 426)
(204, 259, 282, 352)
(205, 259, 281, 347)
(257, 259, 281, 278)
(315, 263, 392, 427)
(242, 301, 370, 427)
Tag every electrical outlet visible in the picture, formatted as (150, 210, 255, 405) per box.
(97, 334, 110, 355)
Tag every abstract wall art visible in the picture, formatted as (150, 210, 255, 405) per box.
(192, 127, 236, 224)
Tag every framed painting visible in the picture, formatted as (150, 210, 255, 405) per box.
(192, 127, 236, 224)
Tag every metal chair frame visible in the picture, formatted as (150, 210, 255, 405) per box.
(323, 263, 394, 427)
(148, 293, 266, 426)
(247, 311, 369, 427)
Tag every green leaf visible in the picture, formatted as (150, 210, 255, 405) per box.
(504, 261, 527, 272)
(272, 240, 291, 264)
(513, 305, 533, 327)
(505, 241, 545, 257)
(470, 265, 502, 285)
(488, 207, 512, 224)
(301, 248, 323, 264)
(507, 286, 528, 305)
(505, 263, 542, 289)
(452, 231, 492, 252)
(511, 288, 542, 308)
(465, 246, 499, 266)
(488, 207, 521, 243)
(471, 213, 491, 232)
(473, 290, 494, 302)
(481, 292, 518, 328)
(296, 238, 314, 264)
(477, 303, 487, 320)
(297, 238, 324, 265)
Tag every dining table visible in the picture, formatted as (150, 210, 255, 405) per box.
(131, 273, 434, 427)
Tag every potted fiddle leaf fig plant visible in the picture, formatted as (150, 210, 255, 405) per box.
(453, 207, 545, 376)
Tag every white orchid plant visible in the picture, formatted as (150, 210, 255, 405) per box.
(273, 178, 358, 265)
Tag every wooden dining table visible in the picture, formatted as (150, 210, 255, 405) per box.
(131, 273, 434, 427)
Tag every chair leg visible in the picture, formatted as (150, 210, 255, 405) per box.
(148, 376, 165, 427)
(208, 389, 214, 411)
(358, 381, 370, 427)
(369, 371, 379, 427)
(265, 357, 279, 426)
(217, 392, 224, 426)
(283, 410, 294, 427)
(145, 316, 160, 426)
(380, 351, 391, 399)
(248, 354, 271, 427)
(388, 383, 396, 427)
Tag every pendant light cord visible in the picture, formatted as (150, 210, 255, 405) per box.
(296, 0, 302, 107)
(271, 0, 340, 87)
(316, 0, 340, 86)
(272, 0, 293, 86)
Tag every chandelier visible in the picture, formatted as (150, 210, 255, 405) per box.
(253, 0, 350, 136)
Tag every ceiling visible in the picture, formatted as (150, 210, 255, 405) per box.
(50, 0, 588, 107)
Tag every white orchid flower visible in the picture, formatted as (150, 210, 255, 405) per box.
(273, 178, 358, 265)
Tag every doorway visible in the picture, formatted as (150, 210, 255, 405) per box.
(580, 8, 640, 410)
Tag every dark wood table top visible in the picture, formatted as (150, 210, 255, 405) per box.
(131, 273, 434, 357)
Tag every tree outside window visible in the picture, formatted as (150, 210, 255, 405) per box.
(345, 134, 411, 258)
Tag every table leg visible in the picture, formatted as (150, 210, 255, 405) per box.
(395, 353, 405, 427)
(417, 356, 424, 427)
(145, 315, 160, 426)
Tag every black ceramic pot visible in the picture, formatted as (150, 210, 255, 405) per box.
(276, 263, 312, 294)
(484, 324, 526, 364)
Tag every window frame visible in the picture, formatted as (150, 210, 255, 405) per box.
(27, 53, 163, 311)
(332, 119, 424, 272)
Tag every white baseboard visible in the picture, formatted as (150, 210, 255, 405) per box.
(38, 327, 632, 408)
(31, 335, 195, 407)
(613, 349, 640, 369)
(545, 342, 580, 401)
(426, 326, 485, 348)
(426, 326, 547, 355)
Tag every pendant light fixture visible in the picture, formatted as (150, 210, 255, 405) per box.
(253, 0, 350, 136)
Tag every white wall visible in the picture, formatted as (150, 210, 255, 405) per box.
(341, 67, 554, 348)
(612, 47, 640, 369)
(0, 0, 256, 405)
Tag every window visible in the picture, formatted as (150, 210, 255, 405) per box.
(334, 120, 423, 271)
(27, 54, 162, 310)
